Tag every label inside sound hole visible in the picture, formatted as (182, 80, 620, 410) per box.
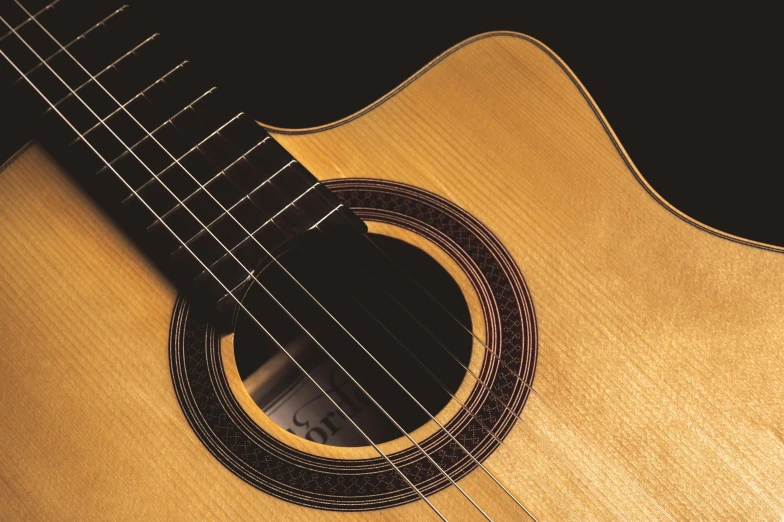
(253, 358, 398, 446)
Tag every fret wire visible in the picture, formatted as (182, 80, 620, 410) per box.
(310, 204, 343, 230)
(0, 0, 59, 43)
(255, 181, 318, 227)
(160, 155, 287, 241)
(162, 158, 293, 240)
(176, 112, 243, 158)
(43, 33, 159, 114)
(201, 180, 329, 292)
(203, 136, 276, 197)
(72, 61, 194, 144)
(0, 23, 448, 522)
(159, 137, 277, 221)
(168, 134, 274, 198)
(3, 7, 473, 516)
(199, 179, 320, 253)
(171, 172, 320, 285)
(13, 5, 127, 84)
(221, 135, 270, 173)
(248, 159, 295, 193)
(123, 111, 243, 196)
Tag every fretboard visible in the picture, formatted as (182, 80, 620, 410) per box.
(0, 0, 365, 329)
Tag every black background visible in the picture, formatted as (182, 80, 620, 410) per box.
(21, 2, 784, 247)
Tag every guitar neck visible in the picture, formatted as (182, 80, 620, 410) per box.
(1, 0, 364, 329)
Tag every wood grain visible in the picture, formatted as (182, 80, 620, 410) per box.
(1, 32, 782, 520)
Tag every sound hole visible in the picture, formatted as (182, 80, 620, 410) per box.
(233, 231, 473, 447)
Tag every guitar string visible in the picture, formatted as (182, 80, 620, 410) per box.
(2, 7, 513, 520)
(0, 0, 59, 42)
(320, 217, 671, 520)
(10, 3, 548, 519)
(0, 21, 452, 522)
(5, 2, 658, 519)
(7, 6, 531, 520)
(303, 244, 624, 521)
(11, 4, 128, 82)
(341, 216, 678, 521)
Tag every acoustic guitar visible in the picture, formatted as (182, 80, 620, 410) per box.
(1, 1, 781, 520)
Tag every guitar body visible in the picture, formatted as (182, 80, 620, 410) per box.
(1, 33, 782, 521)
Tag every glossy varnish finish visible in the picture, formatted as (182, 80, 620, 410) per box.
(1, 33, 782, 520)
